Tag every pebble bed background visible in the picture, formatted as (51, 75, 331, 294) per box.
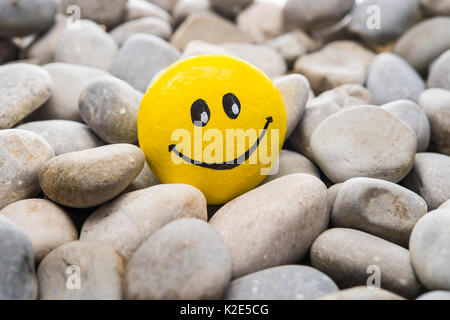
(0, 0, 450, 300)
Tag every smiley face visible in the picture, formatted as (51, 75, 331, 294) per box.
(138, 55, 286, 204)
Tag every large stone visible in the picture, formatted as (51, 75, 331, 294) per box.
(321, 286, 405, 300)
(110, 17, 172, 45)
(39, 144, 144, 208)
(80, 184, 207, 259)
(61, 0, 127, 28)
(210, 174, 329, 278)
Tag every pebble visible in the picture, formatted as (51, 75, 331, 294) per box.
(0, 63, 52, 129)
(148, 0, 179, 12)
(80, 184, 207, 259)
(410, 209, 450, 290)
(274, 74, 310, 138)
(403, 153, 450, 210)
(348, 0, 419, 44)
(221, 43, 287, 78)
(263, 150, 320, 184)
(420, 0, 450, 16)
(0, 129, 54, 210)
(170, 12, 250, 51)
(27, 63, 109, 122)
(210, 0, 253, 18)
(331, 177, 428, 247)
(381, 99, 430, 152)
(111, 34, 180, 92)
(0, 215, 37, 300)
(367, 53, 425, 105)
(173, 0, 210, 25)
(17, 120, 104, 155)
(0, 0, 57, 37)
(310, 228, 422, 298)
(61, 0, 127, 28)
(124, 161, 159, 193)
(0, 199, 78, 262)
(236, 2, 284, 44)
(394, 17, 450, 74)
(210, 174, 329, 278)
(285, 0, 355, 30)
(416, 290, 450, 300)
(110, 17, 172, 45)
(54, 20, 118, 71)
(224, 265, 338, 300)
(181, 40, 234, 59)
(0, 39, 19, 65)
(125, 0, 172, 23)
(321, 286, 405, 300)
(294, 40, 375, 93)
(428, 49, 450, 90)
(37, 241, 125, 300)
(124, 219, 231, 299)
(311, 105, 417, 183)
(419, 89, 450, 155)
(79, 76, 143, 144)
(39, 144, 144, 208)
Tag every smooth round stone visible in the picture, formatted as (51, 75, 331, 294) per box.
(224, 265, 338, 300)
(124, 219, 231, 299)
(0, 199, 78, 262)
(110, 17, 172, 45)
(210, 174, 329, 279)
(0, 0, 57, 37)
(111, 34, 180, 92)
(170, 12, 250, 51)
(310, 105, 417, 183)
(80, 184, 207, 259)
(236, 2, 284, 44)
(148, 0, 179, 12)
(37, 241, 125, 300)
(0, 63, 52, 129)
(381, 99, 430, 152)
(367, 53, 425, 105)
(416, 290, 450, 300)
(173, 0, 210, 25)
(403, 153, 450, 210)
(125, 0, 172, 23)
(294, 41, 375, 93)
(124, 161, 159, 193)
(419, 89, 450, 155)
(331, 177, 428, 247)
(79, 76, 142, 144)
(410, 209, 450, 290)
(310, 228, 422, 298)
(420, 0, 450, 15)
(39, 144, 144, 208)
(321, 286, 405, 300)
(0, 129, 54, 210)
(0, 216, 37, 300)
(54, 20, 118, 71)
(221, 43, 286, 78)
(210, 0, 253, 18)
(274, 74, 310, 138)
(428, 49, 450, 90)
(263, 150, 320, 184)
(17, 120, 104, 155)
(285, 0, 354, 30)
(394, 17, 450, 74)
(348, 0, 419, 44)
(61, 0, 127, 28)
(0, 39, 19, 64)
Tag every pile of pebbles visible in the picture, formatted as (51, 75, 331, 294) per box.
(0, 0, 449, 300)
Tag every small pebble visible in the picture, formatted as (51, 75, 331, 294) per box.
(321, 286, 405, 300)
(61, 0, 127, 28)
(110, 17, 172, 45)
(428, 49, 450, 90)
(125, 0, 172, 23)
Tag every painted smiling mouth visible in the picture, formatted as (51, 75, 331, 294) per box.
(168, 116, 273, 170)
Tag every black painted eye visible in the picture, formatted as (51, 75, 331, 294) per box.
(190, 99, 210, 127)
(222, 93, 240, 119)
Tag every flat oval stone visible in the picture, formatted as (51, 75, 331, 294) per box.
(80, 184, 207, 259)
(210, 173, 329, 278)
(403, 153, 450, 210)
(110, 17, 172, 45)
(224, 265, 338, 300)
(410, 209, 450, 290)
(79, 76, 143, 144)
(39, 144, 144, 208)
(416, 290, 450, 300)
(310, 105, 417, 183)
(320, 286, 405, 300)
(124, 218, 231, 299)
(310, 228, 422, 298)
(331, 177, 428, 247)
(0, 199, 78, 262)
(0, 63, 52, 129)
(0, 215, 37, 300)
(0, 129, 54, 210)
(17, 120, 104, 155)
(61, 0, 127, 28)
(428, 49, 450, 90)
(37, 241, 125, 300)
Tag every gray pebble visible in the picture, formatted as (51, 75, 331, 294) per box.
(148, 0, 178, 12)
(110, 17, 172, 45)
(125, 0, 172, 23)
(428, 49, 450, 90)
(124, 161, 159, 193)
(416, 290, 450, 300)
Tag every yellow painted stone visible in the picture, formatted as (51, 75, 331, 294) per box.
(138, 55, 286, 204)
